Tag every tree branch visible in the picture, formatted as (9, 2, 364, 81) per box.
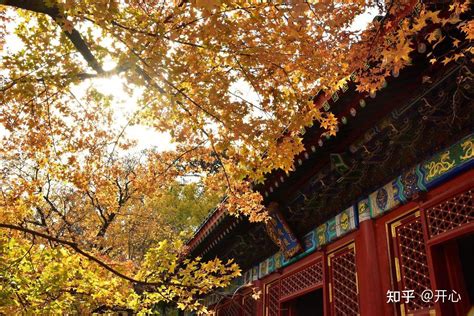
(2, 0, 103, 73)
(0, 223, 201, 289)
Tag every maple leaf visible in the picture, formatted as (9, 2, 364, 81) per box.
(320, 119, 330, 129)
(453, 53, 464, 61)
(460, 20, 474, 40)
(442, 56, 453, 65)
(411, 14, 427, 32)
(62, 19, 74, 34)
(426, 28, 442, 43)
(251, 288, 262, 300)
(424, 10, 441, 24)
(396, 41, 413, 62)
(194, 0, 220, 10)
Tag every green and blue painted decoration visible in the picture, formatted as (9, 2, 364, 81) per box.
(235, 133, 473, 286)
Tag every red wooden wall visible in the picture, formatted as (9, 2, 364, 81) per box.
(215, 169, 474, 316)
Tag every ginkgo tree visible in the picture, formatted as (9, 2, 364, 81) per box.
(0, 0, 472, 314)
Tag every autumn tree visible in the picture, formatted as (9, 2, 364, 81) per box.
(0, 0, 472, 314)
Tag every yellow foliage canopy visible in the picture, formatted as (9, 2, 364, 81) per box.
(0, 0, 471, 313)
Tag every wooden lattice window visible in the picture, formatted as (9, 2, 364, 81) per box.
(217, 300, 240, 316)
(328, 243, 359, 316)
(391, 212, 433, 313)
(426, 189, 473, 238)
(265, 281, 280, 316)
(280, 260, 323, 300)
(242, 293, 257, 316)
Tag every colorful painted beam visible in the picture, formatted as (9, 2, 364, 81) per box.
(233, 133, 473, 287)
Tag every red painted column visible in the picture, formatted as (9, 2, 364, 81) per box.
(355, 219, 385, 316)
(254, 280, 264, 316)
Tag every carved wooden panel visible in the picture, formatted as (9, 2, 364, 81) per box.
(243, 293, 257, 316)
(391, 213, 433, 313)
(265, 281, 280, 316)
(280, 260, 323, 300)
(328, 244, 359, 315)
(217, 300, 240, 316)
(426, 189, 473, 238)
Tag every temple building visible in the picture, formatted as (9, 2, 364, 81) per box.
(186, 2, 474, 315)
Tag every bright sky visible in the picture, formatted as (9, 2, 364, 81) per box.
(1, 6, 378, 154)
(73, 75, 177, 153)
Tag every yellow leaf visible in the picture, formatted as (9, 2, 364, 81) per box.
(442, 57, 453, 65)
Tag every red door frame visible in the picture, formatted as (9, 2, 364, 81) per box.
(254, 169, 474, 316)
(374, 168, 474, 316)
(419, 169, 474, 315)
(261, 253, 326, 316)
